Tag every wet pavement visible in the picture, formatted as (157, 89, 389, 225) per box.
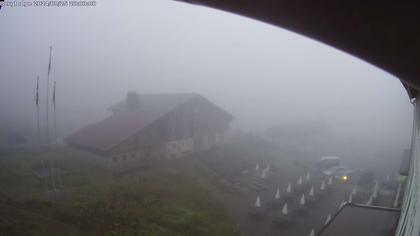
(320, 205, 399, 236)
(206, 158, 399, 236)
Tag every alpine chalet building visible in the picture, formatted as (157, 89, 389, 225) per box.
(66, 93, 233, 172)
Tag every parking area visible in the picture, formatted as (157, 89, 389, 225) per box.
(199, 144, 401, 236)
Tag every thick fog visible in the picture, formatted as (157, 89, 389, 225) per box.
(0, 0, 413, 171)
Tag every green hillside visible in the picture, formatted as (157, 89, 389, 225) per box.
(0, 148, 241, 236)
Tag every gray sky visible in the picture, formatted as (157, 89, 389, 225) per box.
(0, 0, 414, 167)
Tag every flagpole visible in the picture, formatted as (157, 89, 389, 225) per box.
(53, 81, 57, 141)
(53, 80, 63, 188)
(36, 76, 49, 195)
(46, 46, 56, 191)
(36, 76, 41, 144)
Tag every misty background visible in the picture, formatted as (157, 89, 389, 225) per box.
(0, 0, 413, 172)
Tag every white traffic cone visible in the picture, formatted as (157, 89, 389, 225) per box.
(281, 203, 288, 216)
(261, 169, 267, 179)
(320, 181, 326, 191)
(255, 195, 261, 208)
(286, 183, 292, 193)
(275, 187, 281, 199)
(309, 229, 315, 236)
(352, 185, 358, 196)
(338, 200, 345, 209)
(372, 181, 379, 198)
(298, 176, 303, 186)
(300, 194, 306, 205)
(328, 176, 333, 185)
(309, 185, 315, 197)
(366, 195, 373, 206)
(325, 213, 331, 225)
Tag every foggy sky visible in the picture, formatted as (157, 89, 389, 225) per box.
(0, 0, 413, 168)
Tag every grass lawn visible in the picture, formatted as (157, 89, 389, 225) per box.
(0, 147, 241, 236)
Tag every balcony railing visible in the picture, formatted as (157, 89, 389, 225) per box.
(395, 98, 420, 236)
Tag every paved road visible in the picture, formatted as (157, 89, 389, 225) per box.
(210, 155, 399, 236)
(321, 206, 399, 236)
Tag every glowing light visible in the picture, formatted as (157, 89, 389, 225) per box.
(342, 175, 348, 181)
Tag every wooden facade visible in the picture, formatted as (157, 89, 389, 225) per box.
(66, 93, 233, 173)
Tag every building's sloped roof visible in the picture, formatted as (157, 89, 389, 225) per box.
(66, 93, 198, 152)
(108, 93, 197, 114)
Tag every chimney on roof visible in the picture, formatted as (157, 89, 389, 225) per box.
(126, 92, 140, 112)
